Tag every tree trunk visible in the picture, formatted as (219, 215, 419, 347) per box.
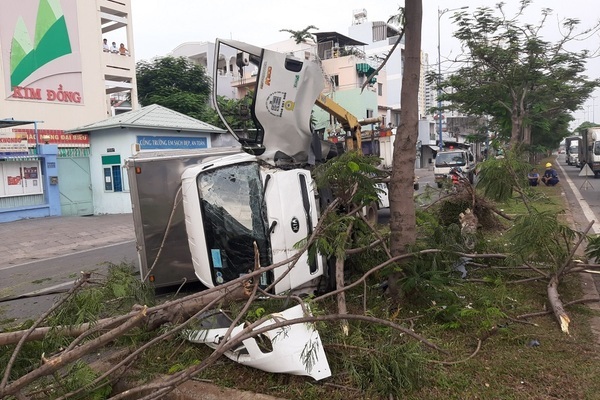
(548, 275, 571, 334)
(388, 0, 422, 300)
(0, 287, 247, 347)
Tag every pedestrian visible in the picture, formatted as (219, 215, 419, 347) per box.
(527, 168, 541, 186)
(119, 43, 128, 56)
(110, 41, 118, 53)
(102, 38, 109, 52)
(541, 162, 559, 186)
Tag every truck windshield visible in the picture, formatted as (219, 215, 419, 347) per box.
(435, 152, 466, 167)
(197, 162, 271, 286)
(594, 142, 600, 156)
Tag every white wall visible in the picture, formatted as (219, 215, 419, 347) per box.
(89, 130, 137, 214)
(89, 128, 211, 214)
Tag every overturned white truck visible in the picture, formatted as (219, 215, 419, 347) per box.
(127, 39, 386, 294)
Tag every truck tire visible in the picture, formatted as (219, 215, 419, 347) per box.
(437, 182, 443, 189)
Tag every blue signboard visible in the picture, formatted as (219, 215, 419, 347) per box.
(136, 135, 208, 150)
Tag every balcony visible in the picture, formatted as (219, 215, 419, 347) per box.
(102, 52, 134, 94)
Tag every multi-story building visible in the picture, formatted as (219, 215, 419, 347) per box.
(0, 0, 137, 221)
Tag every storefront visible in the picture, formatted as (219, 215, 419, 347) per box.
(0, 119, 60, 222)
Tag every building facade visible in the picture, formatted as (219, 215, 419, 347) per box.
(67, 104, 234, 214)
(0, 0, 137, 221)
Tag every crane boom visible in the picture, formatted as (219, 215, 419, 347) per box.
(315, 94, 381, 153)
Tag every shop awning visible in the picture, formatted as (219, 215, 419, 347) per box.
(356, 64, 378, 85)
(356, 63, 377, 77)
(0, 118, 37, 129)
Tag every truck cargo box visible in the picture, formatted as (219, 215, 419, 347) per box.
(125, 147, 242, 288)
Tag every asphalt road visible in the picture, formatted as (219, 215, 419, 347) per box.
(0, 241, 137, 324)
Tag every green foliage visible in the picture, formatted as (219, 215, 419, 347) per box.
(41, 361, 112, 400)
(0, 325, 47, 382)
(440, 1, 600, 145)
(437, 199, 471, 227)
(585, 234, 600, 261)
(508, 209, 575, 266)
(48, 263, 154, 327)
(202, 94, 255, 130)
(279, 25, 319, 44)
(136, 56, 212, 120)
(396, 254, 455, 306)
(313, 151, 387, 208)
(341, 342, 427, 397)
(476, 153, 535, 202)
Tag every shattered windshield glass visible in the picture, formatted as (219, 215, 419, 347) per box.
(435, 152, 466, 167)
(197, 162, 271, 286)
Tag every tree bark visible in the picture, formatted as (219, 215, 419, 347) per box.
(548, 275, 570, 334)
(0, 287, 247, 347)
(388, 0, 422, 299)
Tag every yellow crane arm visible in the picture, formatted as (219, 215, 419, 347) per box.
(315, 94, 381, 153)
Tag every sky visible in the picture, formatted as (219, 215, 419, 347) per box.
(126, 0, 600, 128)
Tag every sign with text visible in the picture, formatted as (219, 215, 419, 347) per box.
(137, 135, 208, 150)
(12, 129, 89, 147)
(0, 1, 83, 103)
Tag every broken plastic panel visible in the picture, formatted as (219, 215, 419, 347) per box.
(185, 304, 331, 381)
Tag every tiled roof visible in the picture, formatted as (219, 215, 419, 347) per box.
(66, 104, 225, 134)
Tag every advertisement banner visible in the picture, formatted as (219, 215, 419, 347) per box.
(0, 0, 83, 104)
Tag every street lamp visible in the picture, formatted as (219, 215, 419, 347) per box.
(437, 5, 468, 150)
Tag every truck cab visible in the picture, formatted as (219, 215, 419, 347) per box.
(433, 147, 476, 188)
(181, 153, 324, 293)
(565, 136, 582, 167)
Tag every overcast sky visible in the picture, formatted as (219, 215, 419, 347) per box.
(127, 0, 600, 127)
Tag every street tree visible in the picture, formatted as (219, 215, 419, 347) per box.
(387, 0, 422, 300)
(439, 1, 600, 149)
(136, 56, 212, 120)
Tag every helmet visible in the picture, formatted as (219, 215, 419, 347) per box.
(545, 162, 552, 168)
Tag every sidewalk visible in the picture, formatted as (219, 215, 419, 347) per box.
(0, 213, 135, 268)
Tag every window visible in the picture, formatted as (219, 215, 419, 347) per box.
(197, 162, 271, 286)
(331, 75, 339, 88)
(102, 154, 123, 192)
(103, 165, 123, 192)
(377, 83, 383, 96)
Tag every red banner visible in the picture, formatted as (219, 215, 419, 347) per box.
(11, 129, 89, 147)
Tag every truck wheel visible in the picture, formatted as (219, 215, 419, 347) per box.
(437, 182, 443, 189)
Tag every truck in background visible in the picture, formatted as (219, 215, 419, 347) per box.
(579, 127, 600, 177)
(564, 135, 582, 167)
(433, 145, 476, 188)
